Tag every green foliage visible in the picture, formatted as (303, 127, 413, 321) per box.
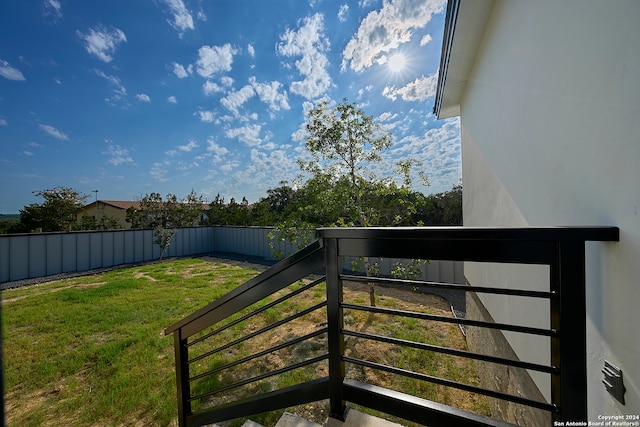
(153, 226, 176, 260)
(19, 186, 89, 232)
(75, 213, 122, 231)
(0, 215, 23, 234)
(127, 190, 206, 229)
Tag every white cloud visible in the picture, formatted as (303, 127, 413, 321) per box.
(420, 34, 433, 46)
(39, 124, 69, 140)
(391, 117, 461, 191)
(162, 0, 194, 36)
(178, 140, 198, 152)
(150, 162, 170, 182)
(235, 148, 298, 189)
(247, 44, 255, 57)
(43, 0, 62, 18)
(342, 0, 445, 72)
(172, 62, 192, 78)
(105, 143, 134, 165)
(167, 95, 177, 104)
(250, 78, 290, 111)
(220, 84, 256, 115)
(197, 110, 215, 122)
(276, 13, 332, 99)
(77, 25, 127, 63)
(93, 69, 127, 104)
(378, 111, 398, 122)
(338, 4, 349, 22)
(225, 124, 262, 146)
(196, 44, 237, 78)
(0, 59, 26, 81)
(206, 138, 229, 162)
(0, 118, 7, 126)
(136, 93, 151, 102)
(220, 76, 234, 87)
(21, 150, 34, 156)
(203, 80, 224, 95)
(382, 74, 438, 101)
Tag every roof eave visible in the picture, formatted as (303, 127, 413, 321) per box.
(433, 0, 496, 120)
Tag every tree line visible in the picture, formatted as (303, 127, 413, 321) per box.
(2, 99, 461, 235)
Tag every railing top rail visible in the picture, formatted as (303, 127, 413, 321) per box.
(316, 226, 619, 242)
(165, 239, 324, 336)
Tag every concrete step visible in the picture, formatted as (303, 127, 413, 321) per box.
(324, 409, 404, 427)
(275, 412, 323, 427)
(213, 408, 405, 427)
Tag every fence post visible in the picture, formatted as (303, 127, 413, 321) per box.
(174, 329, 191, 427)
(325, 236, 347, 421)
(551, 240, 587, 422)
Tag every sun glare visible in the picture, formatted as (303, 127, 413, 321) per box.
(388, 53, 406, 73)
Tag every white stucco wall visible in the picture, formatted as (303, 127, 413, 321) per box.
(459, 0, 640, 419)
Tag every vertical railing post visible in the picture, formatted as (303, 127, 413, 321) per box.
(551, 240, 588, 422)
(174, 329, 191, 427)
(325, 236, 347, 421)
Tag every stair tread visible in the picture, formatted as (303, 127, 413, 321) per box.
(275, 411, 323, 427)
(324, 409, 404, 427)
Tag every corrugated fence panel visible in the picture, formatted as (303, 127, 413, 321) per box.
(1, 227, 463, 285)
(62, 233, 77, 273)
(46, 234, 63, 276)
(113, 232, 125, 266)
(124, 231, 135, 264)
(90, 233, 103, 269)
(0, 236, 9, 283)
(102, 232, 114, 267)
(29, 235, 47, 279)
(10, 236, 29, 281)
(76, 233, 91, 272)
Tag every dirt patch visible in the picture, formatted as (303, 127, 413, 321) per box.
(2, 281, 108, 305)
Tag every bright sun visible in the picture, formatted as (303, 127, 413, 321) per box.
(388, 53, 406, 73)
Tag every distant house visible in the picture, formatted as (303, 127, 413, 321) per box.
(434, 0, 639, 424)
(76, 200, 141, 229)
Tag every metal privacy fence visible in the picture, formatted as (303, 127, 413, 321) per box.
(0, 227, 214, 285)
(0, 226, 464, 287)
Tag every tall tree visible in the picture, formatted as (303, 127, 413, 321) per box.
(276, 99, 429, 305)
(300, 98, 393, 226)
(20, 187, 89, 232)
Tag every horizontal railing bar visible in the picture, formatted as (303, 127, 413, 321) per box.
(167, 240, 326, 338)
(189, 354, 329, 402)
(343, 378, 520, 427)
(189, 328, 328, 383)
(343, 356, 558, 413)
(189, 301, 327, 364)
(188, 378, 331, 427)
(188, 276, 326, 347)
(343, 329, 558, 374)
(341, 274, 555, 299)
(342, 303, 557, 337)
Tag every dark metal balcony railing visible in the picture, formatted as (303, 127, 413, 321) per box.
(164, 226, 619, 427)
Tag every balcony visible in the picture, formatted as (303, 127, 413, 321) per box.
(165, 226, 619, 427)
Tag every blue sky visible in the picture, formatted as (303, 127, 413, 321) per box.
(0, 0, 460, 213)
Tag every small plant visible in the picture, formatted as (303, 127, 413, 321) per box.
(154, 226, 176, 260)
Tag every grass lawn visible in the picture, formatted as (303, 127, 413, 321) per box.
(2, 257, 490, 427)
(2, 258, 259, 426)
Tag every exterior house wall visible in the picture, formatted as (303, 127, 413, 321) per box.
(76, 202, 130, 229)
(458, 0, 639, 419)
